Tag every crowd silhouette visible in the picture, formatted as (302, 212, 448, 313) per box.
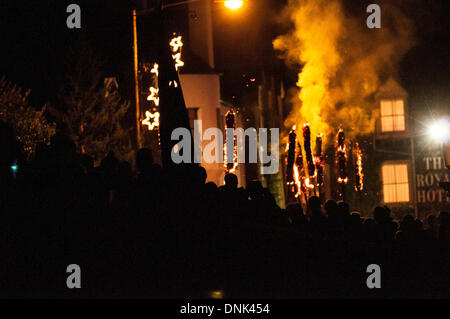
(1, 122, 449, 298)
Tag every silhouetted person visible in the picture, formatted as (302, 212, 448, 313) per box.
(286, 203, 306, 226)
(224, 173, 238, 190)
(136, 148, 154, 174)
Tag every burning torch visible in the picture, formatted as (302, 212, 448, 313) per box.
(286, 126, 296, 184)
(354, 142, 364, 192)
(303, 124, 316, 186)
(224, 110, 237, 173)
(336, 128, 348, 200)
(314, 134, 324, 196)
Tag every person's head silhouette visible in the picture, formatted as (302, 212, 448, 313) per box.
(136, 148, 154, 173)
(224, 173, 238, 190)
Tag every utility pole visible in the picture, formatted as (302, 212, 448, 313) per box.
(133, 9, 141, 150)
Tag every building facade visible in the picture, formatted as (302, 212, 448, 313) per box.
(371, 78, 448, 220)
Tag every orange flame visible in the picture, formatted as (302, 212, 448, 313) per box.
(293, 164, 302, 198)
(305, 177, 315, 189)
(355, 142, 364, 191)
(274, 0, 414, 142)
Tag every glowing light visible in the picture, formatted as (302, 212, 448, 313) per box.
(147, 87, 160, 106)
(172, 53, 185, 71)
(169, 80, 178, 88)
(305, 177, 315, 189)
(10, 160, 18, 179)
(314, 133, 324, 187)
(354, 142, 364, 191)
(170, 35, 184, 71)
(224, 110, 238, 173)
(210, 290, 224, 299)
(225, 0, 243, 10)
(286, 126, 297, 196)
(169, 36, 183, 52)
(142, 111, 160, 131)
(286, 126, 306, 198)
(336, 128, 348, 185)
(223, 143, 238, 173)
(293, 164, 302, 198)
(427, 118, 449, 143)
(151, 63, 159, 77)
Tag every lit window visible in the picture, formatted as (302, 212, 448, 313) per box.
(380, 99, 405, 132)
(382, 163, 410, 203)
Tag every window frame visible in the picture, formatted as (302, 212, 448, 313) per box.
(381, 160, 412, 204)
(380, 99, 406, 133)
(187, 107, 199, 136)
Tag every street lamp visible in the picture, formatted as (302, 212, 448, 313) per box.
(427, 117, 449, 167)
(427, 116, 450, 195)
(427, 117, 449, 144)
(133, 0, 243, 150)
(224, 0, 244, 10)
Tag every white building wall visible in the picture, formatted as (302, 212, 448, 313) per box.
(179, 73, 245, 187)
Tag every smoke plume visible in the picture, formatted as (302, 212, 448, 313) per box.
(274, 0, 415, 143)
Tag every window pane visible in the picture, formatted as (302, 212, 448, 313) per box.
(396, 183, 410, 202)
(393, 100, 404, 115)
(382, 165, 396, 185)
(395, 164, 408, 183)
(383, 184, 396, 203)
(188, 108, 198, 127)
(381, 100, 393, 116)
(381, 117, 393, 132)
(382, 163, 411, 203)
(393, 115, 405, 131)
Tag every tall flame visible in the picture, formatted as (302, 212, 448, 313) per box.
(274, 0, 414, 141)
(354, 142, 364, 191)
(336, 128, 348, 184)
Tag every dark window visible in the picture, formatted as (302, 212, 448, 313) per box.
(188, 108, 198, 135)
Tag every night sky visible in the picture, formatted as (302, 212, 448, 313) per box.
(0, 0, 449, 113)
